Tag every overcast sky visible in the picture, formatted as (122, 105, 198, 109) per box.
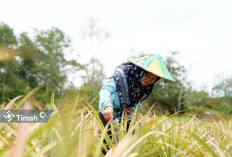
(1, 0, 232, 91)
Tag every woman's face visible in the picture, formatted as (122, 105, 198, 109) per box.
(140, 73, 158, 86)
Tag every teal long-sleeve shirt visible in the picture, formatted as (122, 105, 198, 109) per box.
(99, 79, 144, 119)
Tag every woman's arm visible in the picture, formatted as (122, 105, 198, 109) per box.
(131, 100, 145, 113)
(99, 79, 116, 110)
(99, 79, 117, 121)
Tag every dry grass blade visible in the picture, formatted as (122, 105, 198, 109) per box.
(34, 141, 56, 157)
(15, 86, 42, 109)
(10, 102, 32, 157)
(106, 135, 137, 157)
(77, 112, 86, 157)
(0, 133, 10, 146)
(86, 101, 113, 147)
(4, 95, 23, 109)
(95, 123, 110, 157)
(31, 140, 42, 155)
(0, 94, 231, 157)
(182, 129, 218, 157)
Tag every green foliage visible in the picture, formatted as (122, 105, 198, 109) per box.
(217, 101, 232, 114)
(0, 94, 231, 157)
(57, 83, 99, 110)
(0, 22, 83, 103)
(186, 89, 232, 115)
(34, 27, 79, 101)
(81, 57, 105, 90)
(0, 22, 23, 103)
(78, 83, 100, 108)
(18, 32, 41, 89)
(212, 76, 232, 114)
(0, 22, 17, 45)
(0, 60, 29, 101)
(213, 76, 232, 97)
(148, 52, 189, 114)
(0, 20, 231, 119)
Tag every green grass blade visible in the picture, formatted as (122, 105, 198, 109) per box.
(95, 123, 110, 157)
(86, 101, 113, 147)
(182, 129, 218, 157)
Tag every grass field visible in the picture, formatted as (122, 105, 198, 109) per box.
(0, 93, 232, 157)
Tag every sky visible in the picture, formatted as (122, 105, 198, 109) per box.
(1, 0, 232, 91)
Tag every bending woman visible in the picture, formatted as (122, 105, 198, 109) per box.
(98, 54, 175, 127)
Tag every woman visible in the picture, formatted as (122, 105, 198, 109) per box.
(98, 54, 174, 154)
(98, 54, 175, 126)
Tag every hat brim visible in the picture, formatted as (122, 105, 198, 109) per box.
(128, 55, 175, 81)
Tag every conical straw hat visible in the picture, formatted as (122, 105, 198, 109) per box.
(127, 54, 175, 81)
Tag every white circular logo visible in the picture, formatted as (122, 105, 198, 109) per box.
(40, 111, 47, 118)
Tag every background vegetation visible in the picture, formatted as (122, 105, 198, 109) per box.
(0, 18, 232, 156)
(1, 20, 231, 119)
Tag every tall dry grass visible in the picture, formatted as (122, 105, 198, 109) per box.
(0, 92, 231, 157)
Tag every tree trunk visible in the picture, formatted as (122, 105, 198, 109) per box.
(2, 73, 6, 103)
(46, 81, 48, 101)
(176, 85, 184, 116)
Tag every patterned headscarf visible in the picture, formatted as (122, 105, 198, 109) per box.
(110, 62, 159, 116)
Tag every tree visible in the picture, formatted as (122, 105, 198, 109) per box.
(0, 22, 22, 103)
(80, 17, 110, 90)
(18, 32, 41, 89)
(31, 27, 82, 101)
(213, 76, 232, 97)
(0, 22, 17, 46)
(148, 52, 189, 114)
(212, 76, 232, 114)
(81, 57, 105, 90)
(0, 22, 83, 103)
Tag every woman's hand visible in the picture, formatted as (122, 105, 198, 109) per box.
(103, 106, 114, 122)
(125, 108, 133, 114)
